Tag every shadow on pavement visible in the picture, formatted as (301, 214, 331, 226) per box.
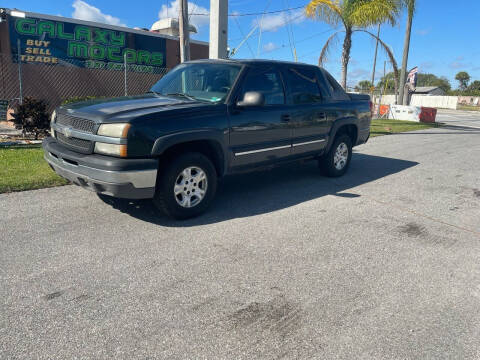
(97, 153, 418, 227)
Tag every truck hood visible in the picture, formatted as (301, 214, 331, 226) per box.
(58, 93, 212, 122)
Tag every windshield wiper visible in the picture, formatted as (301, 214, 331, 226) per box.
(163, 92, 197, 101)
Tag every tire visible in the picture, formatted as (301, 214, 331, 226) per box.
(319, 134, 353, 177)
(153, 152, 217, 220)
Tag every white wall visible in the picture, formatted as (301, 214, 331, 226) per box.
(374, 95, 458, 109)
(374, 95, 397, 105)
(410, 95, 458, 109)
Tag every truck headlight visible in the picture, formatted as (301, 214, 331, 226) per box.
(97, 123, 131, 138)
(50, 110, 56, 137)
(94, 143, 127, 157)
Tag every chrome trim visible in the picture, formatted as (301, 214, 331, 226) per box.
(53, 123, 127, 145)
(292, 139, 326, 147)
(234, 144, 291, 156)
(234, 139, 326, 156)
(45, 151, 156, 188)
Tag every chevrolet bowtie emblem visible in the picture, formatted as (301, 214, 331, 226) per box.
(63, 127, 73, 138)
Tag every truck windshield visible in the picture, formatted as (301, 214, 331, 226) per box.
(150, 63, 242, 103)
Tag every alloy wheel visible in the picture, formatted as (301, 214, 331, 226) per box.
(333, 142, 349, 170)
(174, 166, 208, 208)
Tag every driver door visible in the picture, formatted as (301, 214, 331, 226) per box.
(228, 66, 292, 169)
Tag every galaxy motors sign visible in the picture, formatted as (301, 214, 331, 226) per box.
(9, 16, 166, 73)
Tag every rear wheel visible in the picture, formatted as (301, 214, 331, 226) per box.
(153, 152, 217, 219)
(319, 134, 352, 177)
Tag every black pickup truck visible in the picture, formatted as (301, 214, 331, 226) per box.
(43, 59, 371, 219)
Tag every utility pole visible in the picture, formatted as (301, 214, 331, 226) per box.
(179, 0, 190, 62)
(370, 24, 380, 92)
(209, 0, 228, 59)
(399, 2, 414, 105)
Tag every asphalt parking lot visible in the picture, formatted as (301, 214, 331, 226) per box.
(1, 116, 480, 359)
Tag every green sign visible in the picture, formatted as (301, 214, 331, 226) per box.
(10, 16, 166, 73)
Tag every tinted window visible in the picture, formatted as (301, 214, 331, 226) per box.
(240, 67, 285, 105)
(323, 70, 350, 100)
(286, 67, 322, 104)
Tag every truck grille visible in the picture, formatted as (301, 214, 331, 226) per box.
(56, 114, 96, 134)
(56, 132, 93, 153)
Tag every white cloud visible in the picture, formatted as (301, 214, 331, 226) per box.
(72, 0, 126, 27)
(420, 61, 434, 70)
(254, 9, 305, 32)
(158, 0, 210, 31)
(349, 68, 370, 80)
(415, 28, 430, 36)
(263, 42, 277, 52)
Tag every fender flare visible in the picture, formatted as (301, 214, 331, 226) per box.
(325, 117, 359, 153)
(151, 129, 228, 175)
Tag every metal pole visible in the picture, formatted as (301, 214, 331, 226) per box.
(209, 0, 228, 59)
(377, 60, 387, 118)
(179, 0, 191, 62)
(17, 39, 23, 104)
(124, 53, 128, 96)
(370, 24, 380, 93)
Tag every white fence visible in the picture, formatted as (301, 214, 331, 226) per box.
(374, 95, 458, 110)
(410, 95, 458, 109)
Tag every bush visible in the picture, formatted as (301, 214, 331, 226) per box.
(11, 97, 50, 139)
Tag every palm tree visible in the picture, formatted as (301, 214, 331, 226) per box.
(305, 0, 401, 89)
(398, 0, 415, 104)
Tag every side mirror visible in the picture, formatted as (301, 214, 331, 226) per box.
(237, 91, 265, 107)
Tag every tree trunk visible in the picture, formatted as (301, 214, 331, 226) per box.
(340, 27, 352, 90)
(399, 7, 413, 105)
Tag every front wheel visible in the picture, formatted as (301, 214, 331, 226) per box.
(319, 134, 353, 177)
(153, 152, 217, 219)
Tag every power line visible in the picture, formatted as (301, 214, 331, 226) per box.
(260, 28, 337, 55)
(233, 16, 255, 58)
(257, 0, 274, 57)
(188, 5, 305, 17)
(230, 12, 306, 58)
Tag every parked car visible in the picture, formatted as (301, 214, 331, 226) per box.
(43, 59, 372, 219)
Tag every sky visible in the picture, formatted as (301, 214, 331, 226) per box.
(6, 0, 480, 89)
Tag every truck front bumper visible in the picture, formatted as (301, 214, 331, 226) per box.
(42, 137, 157, 199)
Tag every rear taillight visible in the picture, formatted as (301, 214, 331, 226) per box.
(369, 101, 374, 117)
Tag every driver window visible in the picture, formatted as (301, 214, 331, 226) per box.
(240, 67, 285, 105)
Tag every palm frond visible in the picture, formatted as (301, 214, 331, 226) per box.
(355, 29, 399, 88)
(402, 0, 416, 15)
(348, 0, 401, 27)
(305, 0, 344, 27)
(318, 30, 343, 66)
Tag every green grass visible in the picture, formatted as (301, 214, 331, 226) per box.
(370, 119, 440, 137)
(457, 105, 480, 112)
(0, 145, 68, 194)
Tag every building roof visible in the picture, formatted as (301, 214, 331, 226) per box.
(414, 86, 443, 93)
(151, 18, 197, 33)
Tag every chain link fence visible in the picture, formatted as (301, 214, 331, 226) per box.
(0, 53, 169, 114)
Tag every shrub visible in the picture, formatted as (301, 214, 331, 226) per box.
(11, 97, 50, 139)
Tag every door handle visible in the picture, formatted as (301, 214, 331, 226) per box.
(281, 114, 291, 122)
(318, 112, 326, 119)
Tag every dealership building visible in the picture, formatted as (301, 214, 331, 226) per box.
(0, 8, 209, 112)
